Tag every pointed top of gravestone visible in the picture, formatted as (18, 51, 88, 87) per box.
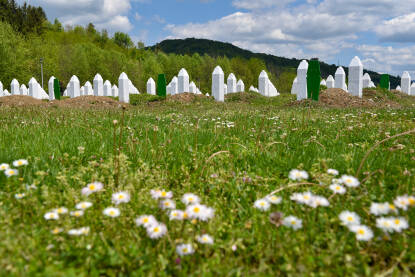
(350, 56, 362, 67)
(402, 71, 410, 78)
(228, 73, 236, 81)
(112, 85, 118, 89)
(119, 72, 128, 80)
(237, 79, 244, 85)
(147, 77, 155, 84)
(190, 81, 195, 86)
(293, 77, 298, 83)
(104, 80, 111, 86)
(363, 73, 371, 80)
(71, 75, 80, 83)
(326, 75, 334, 81)
(49, 76, 55, 82)
(178, 68, 189, 77)
(172, 76, 178, 82)
(20, 84, 27, 89)
(11, 79, 19, 85)
(29, 77, 37, 84)
(298, 60, 308, 70)
(335, 67, 345, 75)
(396, 85, 401, 90)
(85, 81, 92, 87)
(94, 73, 103, 81)
(259, 70, 268, 78)
(213, 66, 224, 74)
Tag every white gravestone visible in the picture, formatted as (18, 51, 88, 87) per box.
(335, 67, 347, 91)
(93, 74, 104, 96)
(224, 84, 228, 95)
(84, 81, 93, 96)
(363, 73, 371, 89)
(80, 86, 85, 96)
(171, 76, 178, 95)
(249, 86, 255, 92)
(29, 78, 41, 99)
(212, 65, 224, 102)
(48, 76, 55, 100)
(166, 83, 172, 95)
(147, 78, 156, 95)
(348, 56, 363, 98)
(326, 75, 335, 88)
(112, 85, 119, 97)
(259, 70, 269, 96)
(320, 79, 326, 86)
(3, 89, 10, 96)
(227, 73, 237, 94)
(396, 85, 401, 91)
(411, 83, 415, 96)
(189, 81, 197, 94)
(291, 77, 298, 95)
(236, 79, 245, 92)
(118, 72, 129, 103)
(129, 80, 140, 94)
(11, 79, 20, 95)
(40, 85, 49, 99)
(103, 80, 112, 97)
(297, 60, 308, 100)
(268, 79, 279, 97)
(178, 68, 189, 94)
(401, 71, 411, 95)
(0, 81, 3, 96)
(20, 84, 28, 96)
(69, 76, 80, 98)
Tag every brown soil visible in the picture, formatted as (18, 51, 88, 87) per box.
(166, 93, 210, 103)
(290, 88, 401, 108)
(0, 95, 127, 109)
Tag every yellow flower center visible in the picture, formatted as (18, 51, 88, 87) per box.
(188, 197, 193, 201)
(164, 202, 170, 206)
(409, 199, 415, 205)
(153, 227, 159, 233)
(52, 228, 60, 234)
(18, 161, 23, 165)
(193, 207, 200, 213)
(260, 202, 265, 206)
(347, 216, 353, 221)
(58, 208, 63, 213)
(183, 212, 188, 218)
(75, 212, 81, 216)
(143, 218, 148, 223)
(336, 186, 341, 190)
(118, 195, 124, 199)
(291, 221, 296, 225)
(394, 219, 400, 225)
(89, 185, 96, 190)
(182, 248, 188, 253)
(203, 237, 207, 241)
(358, 229, 365, 235)
(81, 204, 87, 208)
(173, 212, 178, 216)
(109, 210, 115, 216)
(161, 191, 167, 197)
(9, 170, 15, 174)
(389, 204, 395, 210)
(304, 195, 310, 200)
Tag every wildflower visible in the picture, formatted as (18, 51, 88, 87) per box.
(25, 184, 37, 190)
(266, 195, 282, 205)
(329, 184, 346, 194)
(339, 211, 360, 226)
(70, 210, 84, 217)
(288, 169, 309, 181)
(327, 169, 339, 176)
(0, 163, 10, 171)
(196, 234, 214, 245)
(290, 191, 313, 206)
(176, 243, 195, 256)
(150, 189, 172, 199)
(54, 207, 68, 214)
(376, 217, 394, 233)
(340, 175, 360, 188)
(390, 217, 409, 232)
(112, 191, 130, 205)
(44, 211, 59, 220)
(75, 201, 93, 210)
(231, 245, 237, 251)
(182, 193, 200, 205)
(160, 199, 176, 210)
(4, 169, 18, 177)
(14, 193, 25, 199)
(51, 228, 63, 235)
(13, 159, 28, 167)
(103, 207, 120, 218)
(254, 198, 271, 211)
(370, 202, 392, 216)
(186, 204, 214, 221)
(349, 225, 373, 241)
(282, 215, 302, 230)
(146, 223, 167, 239)
(68, 227, 90, 236)
(310, 196, 330, 208)
(169, 210, 184, 221)
(394, 195, 411, 211)
(408, 196, 415, 206)
(135, 215, 157, 227)
(81, 182, 104, 196)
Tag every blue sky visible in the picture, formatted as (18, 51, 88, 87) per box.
(21, 0, 415, 76)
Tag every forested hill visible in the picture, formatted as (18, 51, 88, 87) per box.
(149, 38, 400, 88)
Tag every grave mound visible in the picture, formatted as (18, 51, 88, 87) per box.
(52, 96, 125, 108)
(167, 93, 210, 103)
(0, 95, 45, 107)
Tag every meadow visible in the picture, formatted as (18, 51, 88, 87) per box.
(0, 93, 414, 276)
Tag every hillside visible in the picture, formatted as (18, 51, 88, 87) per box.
(149, 38, 400, 88)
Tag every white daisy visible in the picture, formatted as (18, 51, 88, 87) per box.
(329, 184, 346, 194)
(176, 243, 195, 256)
(288, 169, 309, 181)
(310, 196, 330, 208)
(182, 193, 200, 205)
(135, 215, 157, 228)
(290, 191, 313, 206)
(103, 207, 120, 218)
(350, 225, 373, 241)
(54, 207, 68, 214)
(79, 227, 90, 235)
(44, 211, 59, 220)
(150, 189, 172, 199)
(169, 210, 184, 221)
(75, 201, 93, 210)
(68, 229, 81, 236)
(13, 159, 28, 167)
(408, 196, 415, 207)
(70, 210, 84, 217)
(390, 217, 409, 233)
(0, 163, 10, 171)
(327, 169, 339, 176)
(196, 234, 214, 245)
(25, 184, 37, 190)
(4, 168, 18, 177)
(81, 182, 104, 196)
(376, 217, 394, 233)
(186, 204, 214, 221)
(266, 195, 282, 205)
(282, 215, 302, 230)
(160, 199, 176, 210)
(339, 211, 360, 226)
(254, 198, 271, 211)
(340, 175, 360, 188)
(112, 191, 130, 205)
(394, 195, 410, 211)
(14, 193, 25, 199)
(146, 223, 167, 239)
(51, 227, 63, 235)
(370, 202, 391, 216)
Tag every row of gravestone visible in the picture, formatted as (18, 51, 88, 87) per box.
(291, 56, 415, 100)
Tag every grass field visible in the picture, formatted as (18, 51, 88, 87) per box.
(0, 92, 414, 276)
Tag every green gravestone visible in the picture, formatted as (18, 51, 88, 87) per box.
(157, 74, 166, 97)
(307, 59, 321, 101)
(380, 74, 390, 90)
(53, 78, 61, 100)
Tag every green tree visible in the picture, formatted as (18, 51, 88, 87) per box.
(113, 32, 133, 49)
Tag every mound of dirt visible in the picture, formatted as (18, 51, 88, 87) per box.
(166, 93, 210, 103)
(290, 88, 401, 108)
(0, 95, 46, 107)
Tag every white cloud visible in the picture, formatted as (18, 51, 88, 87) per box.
(375, 13, 415, 42)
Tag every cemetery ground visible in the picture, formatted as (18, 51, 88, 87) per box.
(0, 89, 415, 276)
